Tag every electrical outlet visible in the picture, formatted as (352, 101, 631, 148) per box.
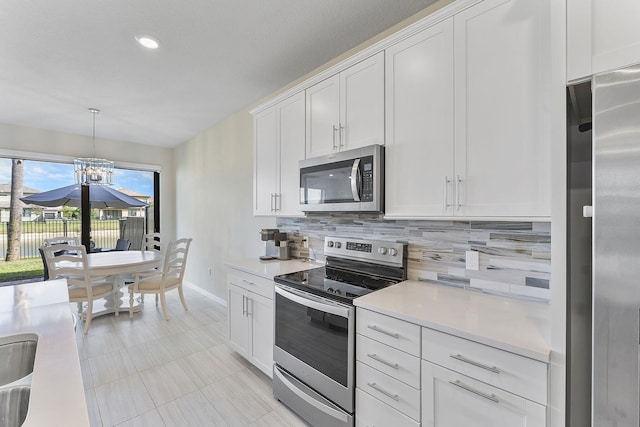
(465, 250, 479, 271)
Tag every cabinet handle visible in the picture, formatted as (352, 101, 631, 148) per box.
(270, 193, 275, 212)
(444, 176, 452, 209)
(332, 125, 338, 150)
(241, 279, 256, 286)
(339, 123, 345, 148)
(450, 353, 501, 374)
(367, 382, 399, 401)
(367, 324, 400, 338)
(274, 193, 281, 212)
(456, 175, 462, 210)
(242, 295, 246, 316)
(449, 380, 499, 404)
(367, 353, 399, 370)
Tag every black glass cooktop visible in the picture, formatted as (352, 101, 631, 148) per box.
(274, 265, 401, 304)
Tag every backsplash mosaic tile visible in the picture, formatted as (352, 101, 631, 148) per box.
(277, 215, 551, 302)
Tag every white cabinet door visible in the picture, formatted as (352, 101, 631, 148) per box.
(253, 107, 279, 215)
(227, 283, 250, 358)
(306, 53, 384, 158)
(277, 92, 306, 216)
(306, 74, 340, 158)
(453, 0, 550, 218)
(384, 19, 454, 218)
(341, 51, 385, 151)
(248, 292, 274, 378)
(422, 361, 546, 427)
(592, 0, 640, 74)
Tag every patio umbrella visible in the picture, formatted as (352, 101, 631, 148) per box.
(21, 184, 147, 208)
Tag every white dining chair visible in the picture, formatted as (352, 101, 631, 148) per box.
(41, 244, 119, 334)
(128, 238, 192, 320)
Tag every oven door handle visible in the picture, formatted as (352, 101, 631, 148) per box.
(275, 285, 351, 319)
(350, 158, 361, 202)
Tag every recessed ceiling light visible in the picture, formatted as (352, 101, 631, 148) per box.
(135, 35, 160, 49)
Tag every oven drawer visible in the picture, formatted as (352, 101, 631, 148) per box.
(356, 362, 420, 421)
(422, 327, 547, 405)
(356, 388, 419, 427)
(356, 334, 420, 389)
(356, 309, 420, 357)
(227, 269, 273, 300)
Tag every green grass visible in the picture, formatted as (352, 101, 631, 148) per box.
(0, 258, 44, 282)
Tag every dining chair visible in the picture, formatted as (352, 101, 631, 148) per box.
(41, 244, 119, 334)
(114, 238, 131, 251)
(128, 238, 192, 320)
(142, 232, 163, 254)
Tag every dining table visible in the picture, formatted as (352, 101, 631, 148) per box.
(83, 250, 163, 317)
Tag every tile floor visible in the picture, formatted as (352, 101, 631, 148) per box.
(75, 286, 309, 426)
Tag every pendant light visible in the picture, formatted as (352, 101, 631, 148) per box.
(74, 108, 114, 185)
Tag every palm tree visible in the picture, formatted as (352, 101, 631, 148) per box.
(5, 159, 24, 261)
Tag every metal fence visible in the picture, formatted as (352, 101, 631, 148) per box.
(0, 219, 122, 259)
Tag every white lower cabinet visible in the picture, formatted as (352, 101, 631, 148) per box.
(226, 269, 274, 378)
(355, 308, 548, 426)
(356, 388, 419, 427)
(422, 361, 545, 427)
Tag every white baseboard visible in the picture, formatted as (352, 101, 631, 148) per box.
(184, 281, 227, 307)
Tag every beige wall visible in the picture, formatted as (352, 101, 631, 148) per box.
(0, 122, 176, 240)
(174, 110, 274, 300)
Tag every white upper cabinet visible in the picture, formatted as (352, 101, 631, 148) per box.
(453, 0, 550, 218)
(278, 93, 306, 216)
(568, 0, 640, 81)
(253, 92, 305, 216)
(385, 18, 454, 218)
(306, 52, 384, 158)
(254, 107, 279, 216)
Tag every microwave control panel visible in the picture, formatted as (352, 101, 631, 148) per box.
(361, 157, 374, 202)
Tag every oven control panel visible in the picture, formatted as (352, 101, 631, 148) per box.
(325, 236, 406, 267)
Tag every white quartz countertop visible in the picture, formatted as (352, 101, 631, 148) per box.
(354, 280, 550, 362)
(224, 258, 324, 279)
(0, 280, 89, 427)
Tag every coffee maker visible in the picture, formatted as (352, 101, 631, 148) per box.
(259, 228, 290, 260)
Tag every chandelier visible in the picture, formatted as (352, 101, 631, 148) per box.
(74, 108, 114, 185)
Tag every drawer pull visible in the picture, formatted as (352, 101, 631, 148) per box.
(241, 279, 256, 286)
(367, 325, 400, 338)
(367, 353, 399, 370)
(367, 382, 399, 401)
(449, 380, 499, 404)
(450, 353, 500, 374)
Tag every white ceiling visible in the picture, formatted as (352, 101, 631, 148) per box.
(0, 0, 436, 148)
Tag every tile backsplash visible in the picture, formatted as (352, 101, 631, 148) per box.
(277, 215, 551, 302)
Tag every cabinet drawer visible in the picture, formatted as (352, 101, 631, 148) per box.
(422, 360, 546, 427)
(356, 334, 420, 389)
(357, 309, 421, 356)
(422, 328, 547, 405)
(356, 362, 420, 421)
(227, 269, 274, 300)
(356, 388, 419, 427)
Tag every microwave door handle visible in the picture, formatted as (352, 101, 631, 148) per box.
(350, 159, 361, 202)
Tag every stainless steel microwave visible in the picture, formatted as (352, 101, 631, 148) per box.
(299, 144, 384, 213)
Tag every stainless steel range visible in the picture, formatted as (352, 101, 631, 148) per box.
(273, 236, 407, 427)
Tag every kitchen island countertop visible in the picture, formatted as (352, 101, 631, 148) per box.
(0, 280, 89, 426)
(355, 280, 550, 362)
(224, 258, 324, 280)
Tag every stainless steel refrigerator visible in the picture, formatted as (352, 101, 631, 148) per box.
(592, 63, 640, 426)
